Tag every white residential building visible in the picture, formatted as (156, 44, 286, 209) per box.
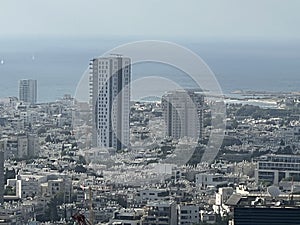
(178, 203, 200, 225)
(135, 188, 170, 203)
(142, 200, 177, 225)
(90, 56, 131, 151)
(195, 173, 228, 188)
(213, 187, 233, 217)
(109, 208, 144, 225)
(19, 79, 37, 104)
(161, 90, 204, 140)
(0, 141, 4, 204)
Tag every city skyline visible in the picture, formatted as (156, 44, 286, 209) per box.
(1, 1, 300, 224)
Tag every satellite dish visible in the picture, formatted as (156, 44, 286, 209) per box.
(267, 186, 281, 198)
(275, 201, 281, 207)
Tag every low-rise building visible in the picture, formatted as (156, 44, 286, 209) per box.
(255, 154, 300, 185)
(109, 208, 144, 225)
(178, 203, 200, 225)
(195, 173, 228, 188)
(141, 200, 177, 225)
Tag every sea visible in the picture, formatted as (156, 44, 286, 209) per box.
(1, 37, 300, 103)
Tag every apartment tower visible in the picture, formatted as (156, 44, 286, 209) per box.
(0, 140, 5, 205)
(19, 79, 37, 104)
(90, 56, 131, 151)
(162, 90, 204, 141)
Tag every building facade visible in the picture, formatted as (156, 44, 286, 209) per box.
(255, 154, 300, 185)
(109, 208, 144, 225)
(141, 200, 177, 225)
(161, 90, 204, 141)
(178, 204, 200, 225)
(233, 205, 300, 225)
(195, 173, 228, 188)
(90, 56, 131, 151)
(19, 79, 37, 104)
(226, 193, 300, 225)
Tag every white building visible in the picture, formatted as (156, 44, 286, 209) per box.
(90, 56, 131, 151)
(135, 188, 169, 203)
(178, 203, 200, 225)
(213, 187, 233, 217)
(200, 211, 216, 224)
(27, 134, 40, 158)
(83, 147, 115, 164)
(5, 134, 39, 159)
(0, 141, 4, 204)
(109, 208, 144, 225)
(16, 176, 39, 199)
(255, 154, 300, 185)
(19, 79, 37, 104)
(141, 200, 177, 225)
(161, 90, 204, 140)
(6, 174, 46, 199)
(39, 177, 72, 204)
(195, 173, 228, 188)
(17, 135, 28, 158)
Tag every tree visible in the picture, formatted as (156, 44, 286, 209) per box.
(74, 165, 87, 173)
(4, 186, 16, 195)
(45, 134, 52, 143)
(78, 155, 87, 165)
(37, 192, 65, 222)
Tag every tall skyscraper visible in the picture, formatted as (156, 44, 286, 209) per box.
(0, 140, 5, 205)
(162, 90, 204, 141)
(90, 56, 131, 151)
(19, 79, 37, 104)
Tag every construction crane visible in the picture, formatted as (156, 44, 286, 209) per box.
(73, 186, 94, 225)
(72, 212, 92, 225)
(88, 186, 95, 224)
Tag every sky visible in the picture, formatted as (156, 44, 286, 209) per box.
(0, 0, 300, 40)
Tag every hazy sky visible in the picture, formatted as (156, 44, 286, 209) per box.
(0, 0, 299, 40)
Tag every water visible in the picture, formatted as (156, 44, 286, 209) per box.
(1, 38, 300, 102)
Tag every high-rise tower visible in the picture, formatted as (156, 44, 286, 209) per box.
(162, 90, 204, 141)
(90, 56, 131, 151)
(19, 79, 37, 104)
(0, 140, 5, 205)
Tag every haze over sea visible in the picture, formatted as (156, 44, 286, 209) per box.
(1, 37, 300, 103)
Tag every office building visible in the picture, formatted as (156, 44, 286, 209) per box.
(255, 154, 300, 185)
(90, 56, 131, 151)
(19, 79, 37, 104)
(226, 193, 300, 225)
(161, 90, 204, 141)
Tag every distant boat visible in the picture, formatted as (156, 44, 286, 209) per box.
(0, 59, 4, 65)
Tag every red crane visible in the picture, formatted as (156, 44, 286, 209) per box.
(72, 212, 92, 225)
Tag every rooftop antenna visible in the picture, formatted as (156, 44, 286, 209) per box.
(290, 176, 294, 201)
